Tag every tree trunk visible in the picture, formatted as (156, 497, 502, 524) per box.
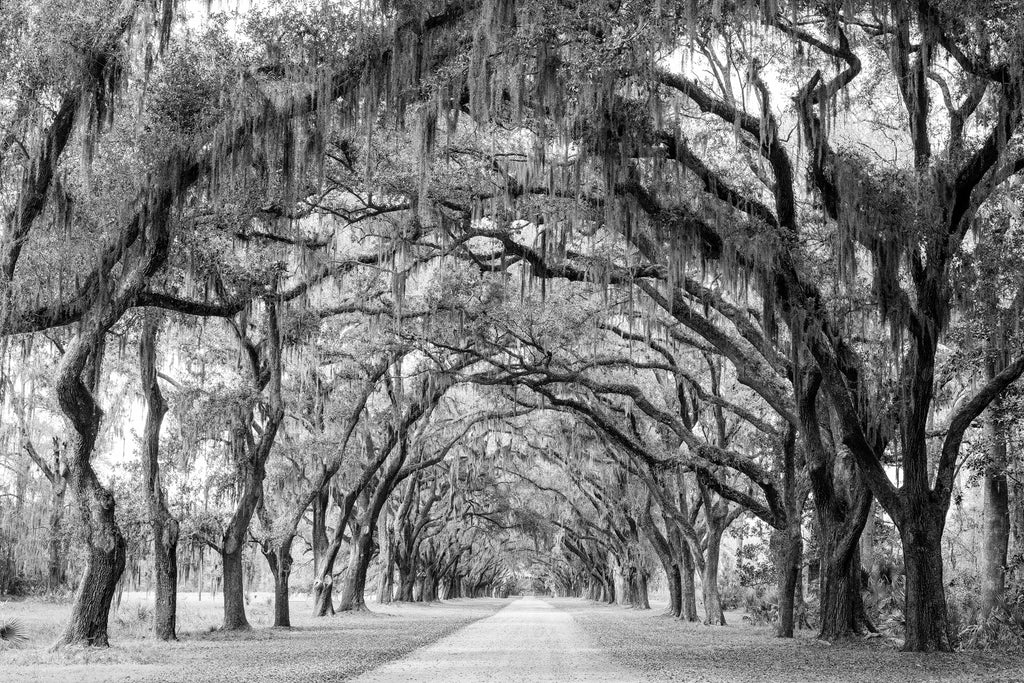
(397, 567, 416, 602)
(337, 529, 374, 611)
(221, 545, 250, 630)
(680, 544, 698, 621)
(263, 536, 294, 628)
(775, 522, 803, 638)
(47, 472, 66, 593)
(312, 535, 341, 616)
(634, 572, 650, 609)
(152, 521, 178, 640)
(900, 516, 954, 651)
(378, 542, 395, 604)
(219, 302, 284, 631)
(313, 576, 335, 616)
(702, 527, 726, 625)
(982, 382, 1009, 616)
(57, 484, 126, 647)
(817, 541, 872, 641)
(861, 500, 876, 578)
(56, 343, 128, 647)
(421, 566, 438, 602)
(666, 564, 682, 617)
(140, 314, 178, 640)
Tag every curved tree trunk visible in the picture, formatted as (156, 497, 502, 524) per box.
(56, 341, 128, 648)
(313, 528, 342, 616)
(800, 372, 874, 641)
(58, 473, 127, 647)
(337, 527, 374, 612)
(313, 575, 335, 616)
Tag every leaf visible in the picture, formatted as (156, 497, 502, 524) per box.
(0, 619, 29, 646)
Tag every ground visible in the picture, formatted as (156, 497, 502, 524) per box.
(557, 598, 1024, 682)
(1, 593, 1022, 682)
(0, 592, 506, 682)
(354, 595, 634, 682)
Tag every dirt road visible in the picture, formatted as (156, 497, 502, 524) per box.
(353, 596, 640, 682)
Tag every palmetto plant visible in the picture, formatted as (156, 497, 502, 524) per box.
(0, 619, 28, 646)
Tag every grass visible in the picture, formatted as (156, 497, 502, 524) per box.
(0, 592, 508, 682)
(551, 597, 1024, 682)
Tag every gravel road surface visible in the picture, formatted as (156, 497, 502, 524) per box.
(354, 596, 640, 682)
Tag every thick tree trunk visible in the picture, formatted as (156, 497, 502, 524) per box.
(397, 568, 416, 602)
(702, 527, 726, 625)
(312, 531, 340, 616)
(800, 374, 873, 641)
(421, 566, 438, 602)
(818, 542, 872, 642)
(221, 545, 250, 630)
(313, 576, 335, 616)
(982, 389, 1009, 615)
(634, 572, 650, 609)
(602, 576, 615, 604)
(337, 529, 374, 612)
(666, 564, 682, 617)
(900, 517, 954, 651)
(644, 518, 680, 617)
(775, 523, 802, 638)
(152, 522, 179, 639)
(56, 344, 128, 647)
(983, 471, 1010, 615)
(57, 483, 126, 647)
(263, 536, 294, 628)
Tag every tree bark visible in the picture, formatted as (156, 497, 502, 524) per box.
(263, 536, 294, 628)
(378, 540, 395, 604)
(140, 314, 178, 640)
(982, 359, 1009, 616)
(337, 525, 374, 611)
(58, 479, 126, 647)
(900, 516, 954, 651)
(221, 545, 249, 630)
(219, 302, 284, 630)
(56, 341, 128, 647)
(666, 564, 682, 617)
(774, 522, 803, 638)
(421, 565, 439, 602)
(679, 542, 699, 621)
(702, 525, 726, 625)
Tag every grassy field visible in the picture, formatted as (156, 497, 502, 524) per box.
(0, 592, 509, 682)
(552, 598, 1024, 682)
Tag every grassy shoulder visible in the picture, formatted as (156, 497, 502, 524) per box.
(0, 592, 508, 682)
(549, 597, 1023, 683)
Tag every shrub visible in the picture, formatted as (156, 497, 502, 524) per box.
(0, 618, 28, 647)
